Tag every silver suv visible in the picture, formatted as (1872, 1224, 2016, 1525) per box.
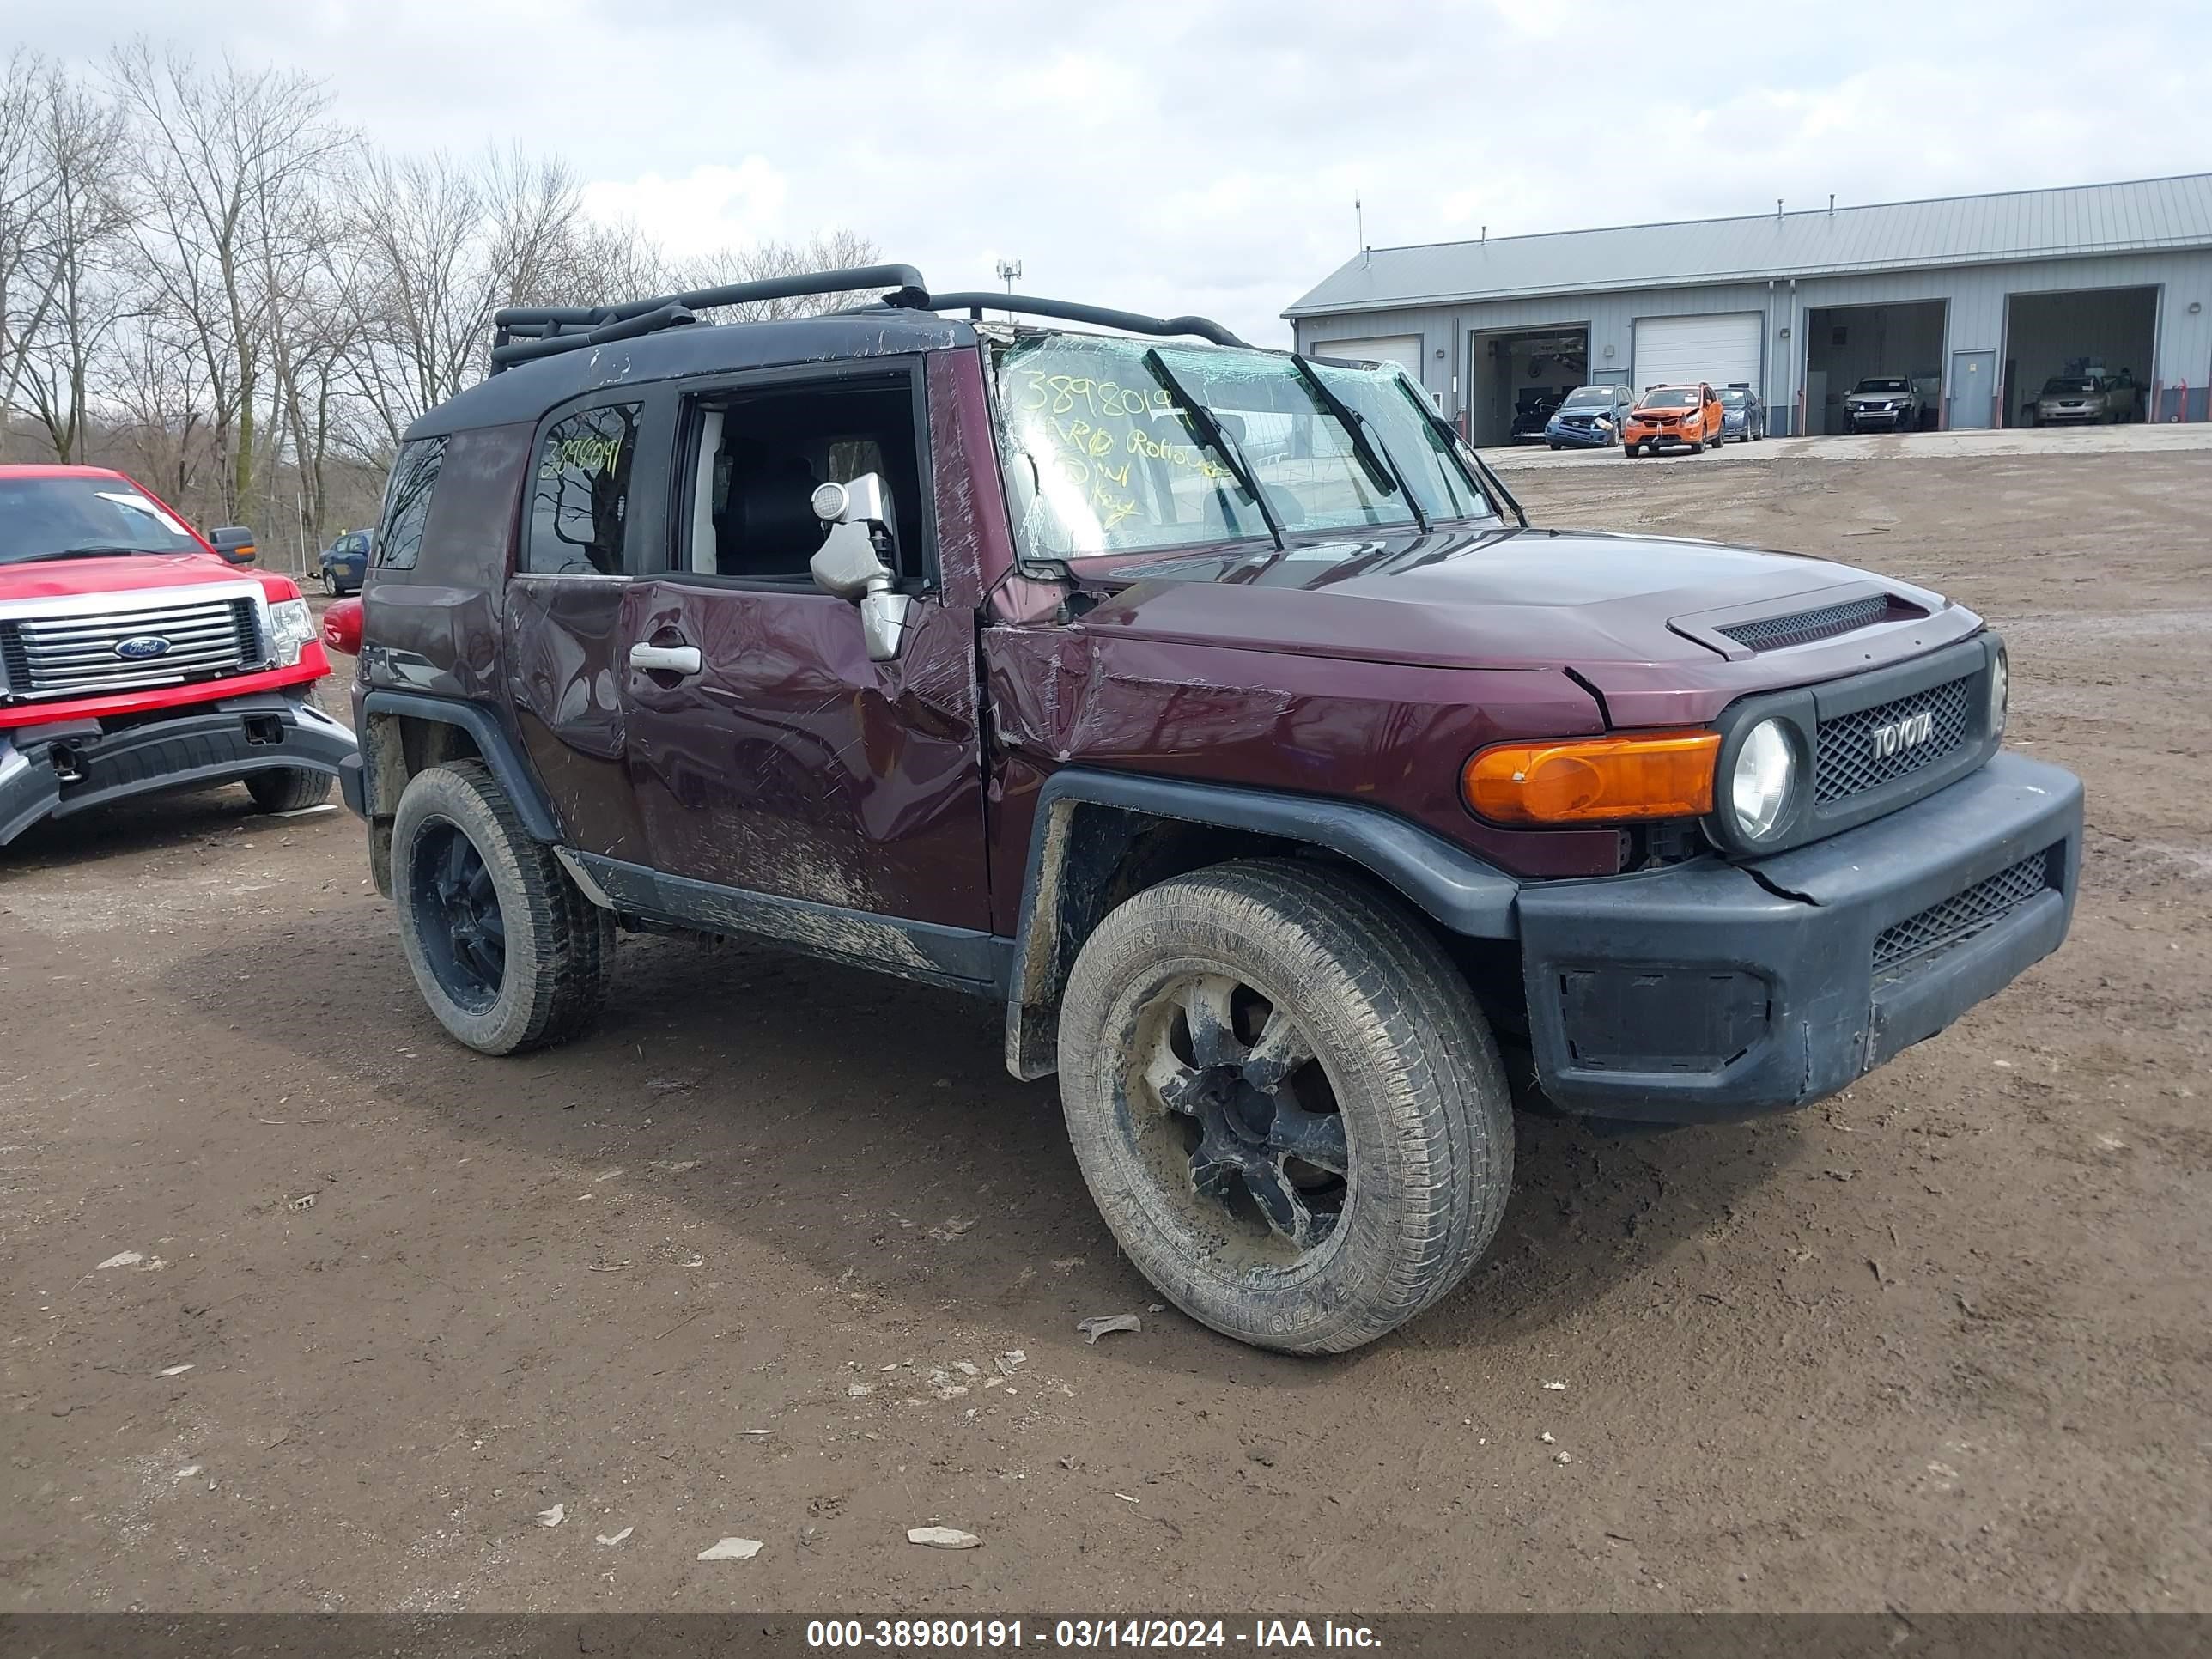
(1844, 376, 1922, 433)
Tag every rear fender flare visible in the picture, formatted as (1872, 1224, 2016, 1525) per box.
(358, 690, 562, 842)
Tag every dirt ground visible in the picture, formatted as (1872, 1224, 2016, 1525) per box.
(3, 446, 2207, 1615)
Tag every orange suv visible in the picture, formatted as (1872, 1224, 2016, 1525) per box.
(1623, 383, 1723, 457)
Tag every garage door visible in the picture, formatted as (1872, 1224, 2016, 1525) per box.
(1310, 334, 1422, 377)
(1632, 313, 1762, 392)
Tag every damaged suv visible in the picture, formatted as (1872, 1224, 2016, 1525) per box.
(342, 265, 2082, 1354)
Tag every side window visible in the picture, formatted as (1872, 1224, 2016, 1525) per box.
(526, 403, 642, 575)
(374, 436, 446, 570)
(678, 376, 925, 582)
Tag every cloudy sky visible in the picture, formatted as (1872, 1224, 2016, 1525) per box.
(20, 0, 2212, 344)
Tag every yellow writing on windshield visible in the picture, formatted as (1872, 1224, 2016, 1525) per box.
(540, 430, 624, 479)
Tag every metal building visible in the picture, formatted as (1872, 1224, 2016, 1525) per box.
(1283, 174, 2212, 444)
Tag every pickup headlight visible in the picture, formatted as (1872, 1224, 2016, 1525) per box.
(268, 598, 317, 667)
(1729, 718, 1798, 842)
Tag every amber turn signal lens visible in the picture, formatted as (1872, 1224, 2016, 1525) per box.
(1462, 730, 1720, 826)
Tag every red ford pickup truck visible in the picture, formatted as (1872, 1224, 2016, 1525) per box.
(0, 464, 357, 847)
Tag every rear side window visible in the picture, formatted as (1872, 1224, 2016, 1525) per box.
(374, 437, 446, 570)
(526, 403, 641, 575)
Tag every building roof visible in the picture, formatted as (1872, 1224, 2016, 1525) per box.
(1285, 173, 2212, 319)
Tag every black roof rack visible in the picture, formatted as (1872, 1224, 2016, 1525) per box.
(488, 263, 1248, 373)
(921, 292, 1248, 349)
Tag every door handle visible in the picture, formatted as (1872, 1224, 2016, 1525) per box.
(629, 642, 702, 675)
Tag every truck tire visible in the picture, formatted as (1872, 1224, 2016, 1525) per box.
(1056, 859, 1512, 1353)
(246, 769, 332, 813)
(391, 759, 614, 1055)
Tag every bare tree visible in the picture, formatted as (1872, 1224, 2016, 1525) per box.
(666, 229, 883, 320)
(16, 63, 135, 462)
(0, 51, 64, 457)
(4, 40, 876, 532)
(109, 40, 349, 524)
(106, 313, 212, 514)
(337, 147, 609, 457)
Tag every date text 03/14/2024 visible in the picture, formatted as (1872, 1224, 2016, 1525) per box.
(805, 1619, 1382, 1650)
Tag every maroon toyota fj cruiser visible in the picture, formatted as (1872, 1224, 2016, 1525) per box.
(341, 265, 2081, 1353)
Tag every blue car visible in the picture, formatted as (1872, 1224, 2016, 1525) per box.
(317, 528, 371, 595)
(1717, 385, 1767, 443)
(1544, 385, 1635, 449)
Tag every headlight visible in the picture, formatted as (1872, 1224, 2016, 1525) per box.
(1729, 718, 1797, 841)
(1988, 648, 2008, 738)
(1595, 417, 1613, 430)
(268, 598, 317, 667)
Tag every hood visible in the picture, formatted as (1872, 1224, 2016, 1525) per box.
(0, 551, 298, 604)
(1074, 526, 1978, 718)
(1846, 389, 1911, 403)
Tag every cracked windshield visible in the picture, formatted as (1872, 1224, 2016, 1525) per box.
(994, 333, 1492, 561)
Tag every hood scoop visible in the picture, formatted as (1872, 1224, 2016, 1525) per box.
(1672, 581, 1927, 662)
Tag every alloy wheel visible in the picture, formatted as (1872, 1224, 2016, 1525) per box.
(1133, 972, 1348, 1260)
(410, 817, 507, 1013)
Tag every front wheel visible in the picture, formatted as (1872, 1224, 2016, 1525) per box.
(1056, 860, 1513, 1354)
(246, 769, 332, 813)
(392, 759, 615, 1054)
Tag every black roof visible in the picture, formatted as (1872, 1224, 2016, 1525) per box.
(405, 307, 977, 439)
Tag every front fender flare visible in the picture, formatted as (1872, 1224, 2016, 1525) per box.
(1004, 769, 1522, 1079)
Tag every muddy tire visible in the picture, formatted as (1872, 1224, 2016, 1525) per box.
(1056, 860, 1512, 1354)
(392, 759, 614, 1055)
(246, 769, 332, 813)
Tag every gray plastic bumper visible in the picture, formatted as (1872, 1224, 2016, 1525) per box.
(0, 690, 358, 847)
(1515, 752, 2083, 1122)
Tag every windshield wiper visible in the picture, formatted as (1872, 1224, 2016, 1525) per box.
(1290, 356, 1428, 534)
(1140, 348, 1284, 552)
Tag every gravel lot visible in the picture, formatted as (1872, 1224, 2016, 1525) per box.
(3, 441, 2207, 1614)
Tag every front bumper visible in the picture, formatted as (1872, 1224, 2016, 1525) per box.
(1514, 752, 2081, 1122)
(0, 690, 358, 846)
(1545, 421, 1616, 448)
(1848, 407, 1911, 428)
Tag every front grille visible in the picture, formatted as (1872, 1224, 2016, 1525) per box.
(0, 593, 264, 700)
(1722, 594, 1912, 653)
(1814, 674, 1974, 804)
(1872, 850, 2053, 975)
(1561, 416, 1594, 429)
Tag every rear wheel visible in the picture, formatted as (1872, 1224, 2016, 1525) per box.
(392, 759, 614, 1054)
(1056, 860, 1513, 1354)
(246, 769, 331, 813)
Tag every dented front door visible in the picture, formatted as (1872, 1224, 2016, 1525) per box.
(616, 580, 992, 931)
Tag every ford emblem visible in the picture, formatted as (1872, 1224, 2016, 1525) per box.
(114, 635, 173, 661)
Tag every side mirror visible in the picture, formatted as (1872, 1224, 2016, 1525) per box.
(208, 526, 258, 566)
(808, 473, 909, 663)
